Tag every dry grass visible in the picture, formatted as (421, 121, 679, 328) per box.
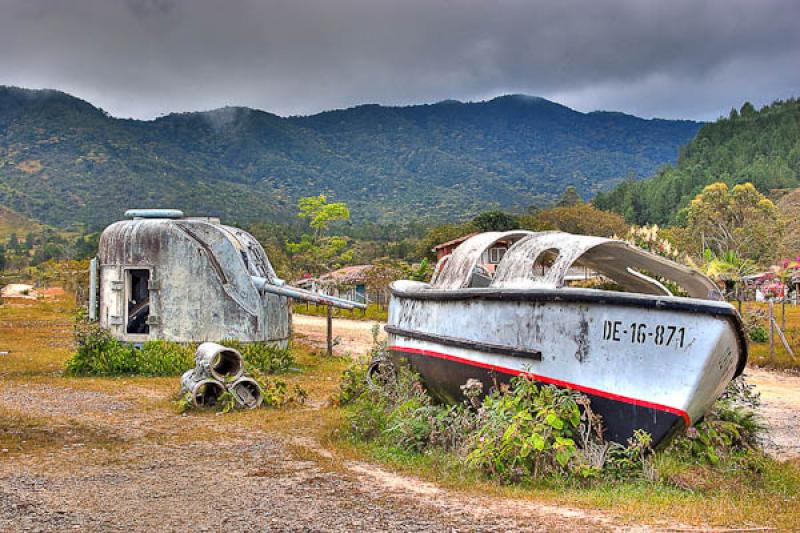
(743, 301, 800, 371)
(0, 294, 353, 449)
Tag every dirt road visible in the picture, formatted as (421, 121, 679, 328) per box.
(293, 314, 800, 461)
(292, 313, 385, 356)
(747, 367, 800, 459)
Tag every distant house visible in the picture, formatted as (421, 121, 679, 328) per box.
(742, 266, 800, 303)
(295, 265, 372, 305)
(432, 233, 513, 273)
(432, 232, 597, 282)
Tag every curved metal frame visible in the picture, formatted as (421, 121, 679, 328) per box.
(431, 230, 533, 289)
(491, 232, 721, 300)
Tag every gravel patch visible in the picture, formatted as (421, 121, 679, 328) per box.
(0, 437, 617, 532)
(0, 383, 131, 417)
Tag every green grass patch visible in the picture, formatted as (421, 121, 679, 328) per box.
(742, 301, 800, 371)
(293, 302, 388, 322)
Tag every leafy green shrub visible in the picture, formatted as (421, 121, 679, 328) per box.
(749, 325, 769, 343)
(66, 316, 295, 376)
(743, 309, 769, 343)
(220, 339, 295, 374)
(603, 430, 654, 481)
(335, 355, 370, 406)
(335, 324, 385, 406)
(671, 376, 763, 464)
(337, 358, 638, 482)
(465, 377, 589, 482)
(66, 317, 143, 375)
(336, 355, 766, 486)
(131, 340, 194, 375)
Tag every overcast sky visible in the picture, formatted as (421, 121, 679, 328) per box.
(1, 0, 798, 121)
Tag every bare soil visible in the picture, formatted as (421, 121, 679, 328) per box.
(292, 313, 385, 355)
(0, 380, 618, 532)
(746, 367, 800, 460)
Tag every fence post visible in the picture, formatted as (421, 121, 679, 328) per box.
(769, 301, 775, 362)
(326, 304, 333, 356)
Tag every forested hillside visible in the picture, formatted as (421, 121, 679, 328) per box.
(595, 99, 800, 224)
(0, 87, 700, 230)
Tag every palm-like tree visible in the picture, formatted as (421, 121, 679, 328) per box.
(701, 250, 758, 313)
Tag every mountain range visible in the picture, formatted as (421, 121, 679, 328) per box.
(0, 86, 702, 230)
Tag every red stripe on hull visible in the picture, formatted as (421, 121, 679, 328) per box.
(389, 344, 691, 427)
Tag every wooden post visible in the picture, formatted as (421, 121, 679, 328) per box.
(769, 301, 775, 362)
(782, 293, 786, 331)
(773, 316, 796, 359)
(326, 304, 333, 356)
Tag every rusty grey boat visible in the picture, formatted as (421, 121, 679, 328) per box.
(386, 231, 748, 445)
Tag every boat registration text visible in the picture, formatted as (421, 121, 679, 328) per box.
(602, 320, 687, 348)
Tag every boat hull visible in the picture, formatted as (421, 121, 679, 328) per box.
(386, 282, 747, 446)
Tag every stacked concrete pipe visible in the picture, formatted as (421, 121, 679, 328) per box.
(180, 342, 264, 409)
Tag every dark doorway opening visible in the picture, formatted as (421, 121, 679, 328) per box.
(127, 269, 150, 334)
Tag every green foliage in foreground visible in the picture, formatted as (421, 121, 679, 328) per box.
(335, 353, 768, 487)
(65, 316, 295, 376)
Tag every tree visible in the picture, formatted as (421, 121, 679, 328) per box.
(701, 250, 757, 312)
(296, 194, 350, 241)
(686, 182, 782, 264)
(407, 258, 430, 282)
(287, 195, 353, 275)
(594, 98, 800, 225)
(555, 186, 582, 207)
(364, 258, 405, 308)
(7, 233, 19, 253)
(471, 210, 519, 232)
(522, 204, 628, 237)
(416, 222, 476, 261)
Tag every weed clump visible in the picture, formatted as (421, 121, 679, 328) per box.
(336, 346, 767, 486)
(66, 315, 296, 376)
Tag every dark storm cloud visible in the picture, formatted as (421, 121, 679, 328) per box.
(0, 0, 798, 120)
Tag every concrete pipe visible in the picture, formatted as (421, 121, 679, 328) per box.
(181, 369, 225, 407)
(194, 342, 244, 381)
(228, 376, 263, 409)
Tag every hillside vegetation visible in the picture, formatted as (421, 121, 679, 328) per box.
(595, 99, 800, 224)
(0, 86, 700, 230)
(0, 204, 41, 240)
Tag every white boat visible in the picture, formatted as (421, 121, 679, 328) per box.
(385, 231, 747, 445)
